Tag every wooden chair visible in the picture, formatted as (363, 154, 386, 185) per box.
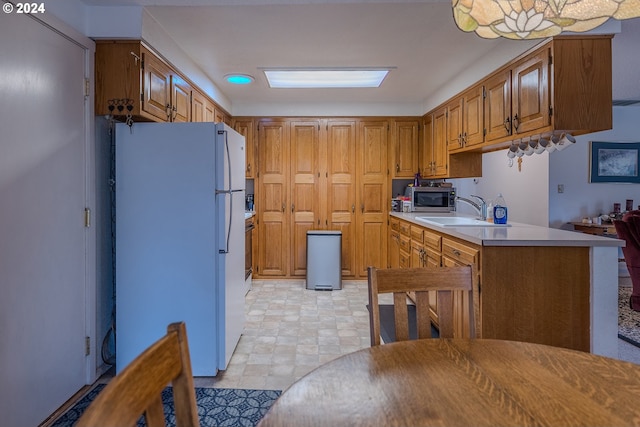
(367, 266, 475, 346)
(77, 322, 200, 427)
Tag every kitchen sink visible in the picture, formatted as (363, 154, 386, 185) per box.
(415, 216, 511, 227)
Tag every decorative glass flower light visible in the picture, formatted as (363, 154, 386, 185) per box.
(453, 0, 640, 39)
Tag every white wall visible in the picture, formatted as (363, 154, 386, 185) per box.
(549, 106, 640, 229)
(449, 149, 550, 227)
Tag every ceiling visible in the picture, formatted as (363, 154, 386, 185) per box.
(81, 0, 640, 114)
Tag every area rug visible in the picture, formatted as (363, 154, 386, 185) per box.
(619, 286, 640, 348)
(367, 304, 439, 343)
(50, 384, 281, 427)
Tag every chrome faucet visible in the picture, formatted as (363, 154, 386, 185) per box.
(455, 195, 487, 220)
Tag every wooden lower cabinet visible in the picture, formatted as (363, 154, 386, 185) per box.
(388, 215, 591, 352)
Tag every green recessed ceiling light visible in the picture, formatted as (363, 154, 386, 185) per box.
(225, 74, 255, 85)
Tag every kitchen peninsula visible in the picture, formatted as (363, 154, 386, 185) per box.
(390, 212, 624, 357)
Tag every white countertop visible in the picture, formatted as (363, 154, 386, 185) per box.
(390, 212, 624, 247)
(245, 211, 255, 219)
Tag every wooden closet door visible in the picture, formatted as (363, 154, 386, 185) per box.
(257, 120, 290, 277)
(326, 120, 357, 277)
(290, 120, 320, 277)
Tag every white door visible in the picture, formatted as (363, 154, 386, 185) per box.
(0, 11, 89, 427)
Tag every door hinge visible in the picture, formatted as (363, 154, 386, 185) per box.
(85, 336, 91, 356)
(84, 208, 91, 228)
(84, 78, 90, 97)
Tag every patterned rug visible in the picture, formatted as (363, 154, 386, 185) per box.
(619, 286, 640, 348)
(50, 384, 280, 427)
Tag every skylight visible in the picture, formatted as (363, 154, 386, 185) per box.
(262, 68, 392, 88)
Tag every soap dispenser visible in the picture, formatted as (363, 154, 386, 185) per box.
(493, 193, 508, 224)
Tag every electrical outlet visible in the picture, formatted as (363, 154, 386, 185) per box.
(557, 184, 564, 193)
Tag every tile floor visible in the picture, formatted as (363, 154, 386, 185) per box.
(195, 278, 640, 391)
(194, 280, 374, 391)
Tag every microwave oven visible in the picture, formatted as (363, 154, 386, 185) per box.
(405, 187, 456, 212)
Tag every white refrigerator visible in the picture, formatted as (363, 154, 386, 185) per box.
(115, 122, 246, 376)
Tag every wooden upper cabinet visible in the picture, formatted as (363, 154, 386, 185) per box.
(233, 119, 255, 178)
(170, 75, 192, 123)
(421, 113, 447, 178)
(511, 47, 550, 135)
(141, 49, 172, 122)
(446, 97, 464, 152)
(96, 40, 230, 125)
(463, 85, 484, 148)
(432, 106, 448, 174)
(484, 68, 512, 142)
(391, 119, 419, 178)
(191, 90, 206, 122)
(456, 35, 612, 149)
(205, 102, 215, 123)
(448, 85, 484, 152)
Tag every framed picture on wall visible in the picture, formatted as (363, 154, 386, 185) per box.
(589, 141, 640, 183)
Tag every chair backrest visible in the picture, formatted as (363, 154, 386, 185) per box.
(367, 266, 475, 346)
(76, 322, 200, 427)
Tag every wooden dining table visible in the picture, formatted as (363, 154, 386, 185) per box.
(258, 339, 640, 427)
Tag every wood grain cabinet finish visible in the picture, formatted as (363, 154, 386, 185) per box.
(388, 215, 591, 352)
(356, 121, 389, 278)
(95, 40, 230, 124)
(254, 118, 360, 279)
(482, 36, 612, 148)
(233, 119, 256, 178)
(390, 119, 420, 178)
(446, 86, 484, 153)
(256, 119, 290, 277)
(290, 121, 321, 276)
(420, 113, 447, 178)
(326, 120, 358, 278)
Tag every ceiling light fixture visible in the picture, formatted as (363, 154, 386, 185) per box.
(452, 0, 640, 40)
(261, 68, 394, 88)
(224, 74, 255, 85)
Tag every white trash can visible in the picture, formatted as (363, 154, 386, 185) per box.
(306, 230, 342, 290)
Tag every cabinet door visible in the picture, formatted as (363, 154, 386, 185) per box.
(389, 229, 400, 269)
(327, 120, 357, 277)
(191, 90, 205, 122)
(433, 106, 448, 176)
(233, 120, 255, 178)
(257, 120, 290, 277)
(141, 50, 171, 122)
(356, 121, 388, 278)
(463, 85, 484, 148)
(290, 121, 320, 276)
(171, 75, 191, 122)
(442, 238, 479, 339)
(204, 102, 215, 123)
(391, 119, 419, 178)
(421, 114, 434, 177)
(512, 48, 550, 134)
(484, 69, 512, 142)
(446, 97, 464, 151)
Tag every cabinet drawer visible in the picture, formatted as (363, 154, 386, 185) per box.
(424, 230, 442, 250)
(399, 221, 411, 237)
(442, 238, 479, 266)
(410, 225, 424, 243)
(399, 234, 411, 253)
(390, 217, 400, 232)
